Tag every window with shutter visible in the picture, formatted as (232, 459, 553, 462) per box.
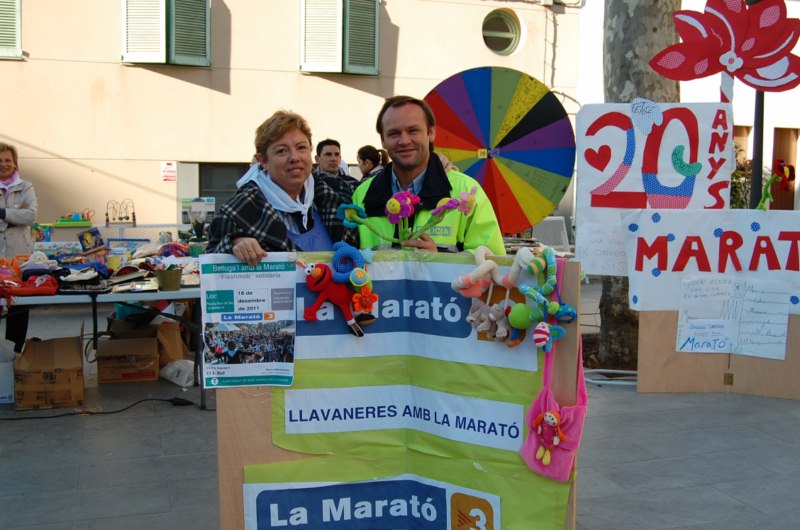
(301, 0, 378, 75)
(122, 0, 210, 66)
(169, 0, 210, 66)
(0, 0, 21, 59)
(121, 0, 166, 63)
(344, 0, 378, 75)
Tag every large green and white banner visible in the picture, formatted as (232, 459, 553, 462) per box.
(205, 251, 572, 530)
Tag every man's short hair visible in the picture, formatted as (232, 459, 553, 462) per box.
(316, 138, 341, 156)
(375, 96, 436, 137)
(255, 110, 312, 160)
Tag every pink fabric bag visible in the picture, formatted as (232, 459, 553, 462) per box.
(519, 258, 588, 483)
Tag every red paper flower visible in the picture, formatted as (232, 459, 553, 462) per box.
(650, 0, 800, 91)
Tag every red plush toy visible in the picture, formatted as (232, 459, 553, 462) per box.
(298, 258, 364, 337)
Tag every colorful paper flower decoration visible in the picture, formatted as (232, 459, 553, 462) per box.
(649, 0, 800, 92)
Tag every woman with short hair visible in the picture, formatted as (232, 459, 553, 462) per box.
(207, 110, 358, 265)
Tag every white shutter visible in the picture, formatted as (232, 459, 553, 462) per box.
(0, 0, 21, 59)
(168, 0, 211, 67)
(121, 0, 167, 63)
(300, 0, 343, 73)
(343, 0, 378, 75)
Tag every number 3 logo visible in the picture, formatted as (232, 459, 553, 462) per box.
(451, 492, 494, 530)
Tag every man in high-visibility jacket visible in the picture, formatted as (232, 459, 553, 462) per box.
(352, 95, 505, 256)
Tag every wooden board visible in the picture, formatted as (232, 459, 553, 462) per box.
(217, 388, 311, 530)
(217, 261, 583, 530)
(638, 311, 800, 399)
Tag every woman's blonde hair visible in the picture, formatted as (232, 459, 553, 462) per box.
(0, 142, 19, 168)
(255, 110, 312, 160)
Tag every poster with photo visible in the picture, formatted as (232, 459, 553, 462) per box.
(200, 253, 298, 388)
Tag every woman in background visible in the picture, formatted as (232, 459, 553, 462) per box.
(0, 142, 38, 353)
(356, 145, 388, 180)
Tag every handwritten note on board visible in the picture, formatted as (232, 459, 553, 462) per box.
(573, 222, 628, 277)
(677, 275, 789, 360)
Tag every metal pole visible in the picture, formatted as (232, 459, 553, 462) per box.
(746, 0, 766, 209)
(749, 90, 765, 208)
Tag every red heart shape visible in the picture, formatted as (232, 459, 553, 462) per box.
(585, 145, 611, 172)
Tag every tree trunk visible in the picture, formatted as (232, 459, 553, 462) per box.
(599, 0, 680, 368)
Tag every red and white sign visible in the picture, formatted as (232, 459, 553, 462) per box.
(161, 161, 178, 182)
(622, 209, 800, 315)
(575, 101, 733, 276)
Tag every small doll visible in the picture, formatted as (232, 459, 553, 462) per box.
(532, 410, 567, 466)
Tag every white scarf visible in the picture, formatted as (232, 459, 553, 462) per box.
(237, 164, 315, 229)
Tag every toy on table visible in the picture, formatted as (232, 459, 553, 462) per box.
(53, 209, 95, 227)
(77, 227, 104, 251)
(105, 199, 136, 227)
(31, 223, 52, 242)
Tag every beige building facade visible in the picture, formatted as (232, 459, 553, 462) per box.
(1, 0, 581, 225)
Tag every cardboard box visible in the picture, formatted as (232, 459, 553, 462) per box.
(0, 360, 14, 404)
(156, 322, 191, 367)
(14, 332, 85, 410)
(96, 336, 159, 383)
(106, 312, 158, 340)
(107, 313, 190, 367)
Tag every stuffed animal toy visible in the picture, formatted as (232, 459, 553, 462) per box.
(297, 258, 364, 337)
(554, 302, 577, 323)
(489, 301, 513, 341)
(331, 242, 372, 284)
(349, 267, 372, 291)
(501, 246, 536, 288)
(532, 321, 566, 353)
(519, 284, 561, 315)
(467, 298, 486, 328)
(532, 322, 551, 350)
(506, 295, 548, 347)
(466, 298, 487, 327)
(330, 242, 377, 326)
(451, 246, 502, 298)
(506, 246, 562, 346)
(474, 301, 494, 336)
(533, 410, 567, 466)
